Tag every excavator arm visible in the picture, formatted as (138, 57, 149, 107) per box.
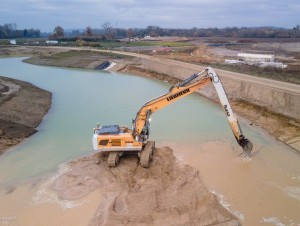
(133, 67, 253, 154)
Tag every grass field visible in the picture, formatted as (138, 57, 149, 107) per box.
(49, 50, 132, 59)
(76, 40, 194, 49)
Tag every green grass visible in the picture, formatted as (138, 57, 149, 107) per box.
(50, 50, 132, 59)
(55, 40, 194, 50)
(0, 40, 10, 45)
(82, 40, 194, 49)
(125, 41, 194, 47)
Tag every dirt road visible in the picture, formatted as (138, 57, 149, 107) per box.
(114, 51, 300, 94)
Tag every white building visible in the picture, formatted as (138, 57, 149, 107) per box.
(225, 51, 287, 68)
(10, 40, 16, 45)
(46, 40, 58, 44)
(237, 53, 274, 63)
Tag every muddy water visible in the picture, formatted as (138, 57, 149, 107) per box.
(0, 57, 299, 225)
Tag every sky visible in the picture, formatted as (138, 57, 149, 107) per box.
(1, 0, 299, 32)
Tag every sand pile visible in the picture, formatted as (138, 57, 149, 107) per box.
(52, 147, 239, 226)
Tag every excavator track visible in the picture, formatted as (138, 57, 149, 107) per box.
(140, 141, 155, 168)
(107, 152, 120, 167)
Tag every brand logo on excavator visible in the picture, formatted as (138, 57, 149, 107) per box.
(167, 88, 190, 101)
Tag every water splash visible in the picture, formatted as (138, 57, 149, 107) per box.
(209, 188, 245, 221)
(30, 163, 86, 209)
(262, 217, 284, 226)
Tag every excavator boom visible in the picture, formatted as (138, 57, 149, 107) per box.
(206, 68, 253, 154)
(132, 67, 252, 154)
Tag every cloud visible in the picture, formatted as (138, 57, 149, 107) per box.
(0, 0, 299, 31)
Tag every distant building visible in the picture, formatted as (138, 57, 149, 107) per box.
(225, 50, 287, 68)
(10, 40, 16, 45)
(237, 52, 274, 63)
(46, 40, 58, 44)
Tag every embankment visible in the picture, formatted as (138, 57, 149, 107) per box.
(0, 76, 52, 154)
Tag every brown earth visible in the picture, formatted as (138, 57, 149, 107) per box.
(0, 76, 52, 154)
(52, 148, 239, 226)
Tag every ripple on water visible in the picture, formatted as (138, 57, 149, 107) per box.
(283, 187, 300, 202)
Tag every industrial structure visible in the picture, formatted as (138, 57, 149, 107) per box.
(225, 50, 287, 68)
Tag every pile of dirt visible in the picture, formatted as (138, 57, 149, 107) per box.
(52, 148, 239, 225)
(0, 77, 52, 154)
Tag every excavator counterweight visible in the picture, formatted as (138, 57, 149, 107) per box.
(93, 67, 253, 167)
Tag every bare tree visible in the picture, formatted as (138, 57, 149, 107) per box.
(127, 28, 134, 43)
(86, 26, 93, 37)
(293, 25, 300, 38)
(102, 21, 114, 39)
(53, 26, 64, 37)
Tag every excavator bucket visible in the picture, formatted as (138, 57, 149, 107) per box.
(242, 139, 253, 156)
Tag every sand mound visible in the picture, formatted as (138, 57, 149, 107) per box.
(52, 147, 239, 226)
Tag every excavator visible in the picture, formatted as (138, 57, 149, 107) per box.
(92, 67, 253, 167)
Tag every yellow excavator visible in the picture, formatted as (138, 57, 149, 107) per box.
(92, 67, 253, 167)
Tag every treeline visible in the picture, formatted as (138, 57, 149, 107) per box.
(2, 22, 300, 39)
(119, 25, 300, 39)
(72, 24, 300, 39)
(0, 23, 40, 39)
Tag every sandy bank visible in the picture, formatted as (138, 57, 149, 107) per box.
(0, 76, 52, 154)
(51, 147, 239, 225)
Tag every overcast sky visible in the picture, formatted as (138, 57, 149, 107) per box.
(1, 0, 299, 32)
